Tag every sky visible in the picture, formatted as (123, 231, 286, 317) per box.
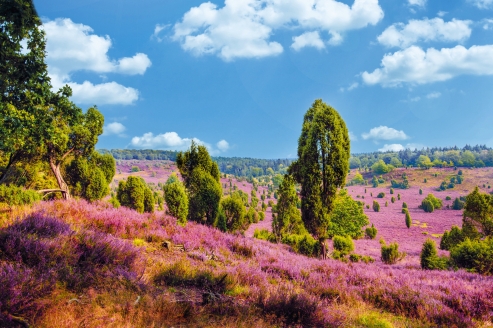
(34, 0, 493, 158)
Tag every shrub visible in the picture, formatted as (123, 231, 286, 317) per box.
(420, 239, 448, 270)
(282, 234, 320, 257)
(117, 176, 154, 213)
(0, 184, 41, 207)
(452, 197, 465, 210)
(385, 201, 388, 207)
(391, 179, 409, 189)
(163, 178, 188, 226)
(380, 239, 406, 265)
(445, 196, 452, 200)
(349, 254, 362, 263)
(390, 188, 394, 194)
(372, 201, 380, 212)
(450, 238, 493, 275)
(109, 196, 120, 208)
(421, 193, 442, 213)
(397, 194, 401, 200)
(402, 202, 408, 209)
(377, 192, 385, 198)
(424, 178, 427, 183)
(259, 211, 265, 221)
(253, 229, 274, 241)
(458, 169, 463, 175)
(402, 208, 408, 214)
(391, 196, 395, 203)
(332, 235, 354, 255)
(419, 188, 423, 195)
(405, 211, 412, 228)
(361, 255, 375, 264)
(327, 190, 369, 239)
(131, 166, 139, 172)
(365, 224, 378, 239)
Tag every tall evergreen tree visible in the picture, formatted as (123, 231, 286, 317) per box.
(289, 99, 350, 258)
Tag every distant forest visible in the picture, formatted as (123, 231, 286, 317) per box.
(99, 144, 493, 177)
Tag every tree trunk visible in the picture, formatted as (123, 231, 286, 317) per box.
(0, 152, 17, 184)
(321, 238, 327, 260)
(49, 159, 71, 200)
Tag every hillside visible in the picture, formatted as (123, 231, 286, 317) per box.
(1, 199, 492, 327)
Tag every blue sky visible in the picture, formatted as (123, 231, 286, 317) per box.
(35, 0, 493, 158)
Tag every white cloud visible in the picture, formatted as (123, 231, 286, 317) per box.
(469, 0, 493, 9)
(377, 18, 472, 49)
(349, 131, 358, 141)
(378, 144, 405, 152)
(172, 0, 384, 60)
(67, 81, 139, 105)
(426, 91, 441, 99)
(340, 82, 359, 92)
(437, 11, 447, 17)
(153, 24, 169, 41)
(362, 126, 409, 140)
(378, 143, 424, 152)
(216, 140, 230, 152)
(42, 18, 151, 105)
(408, 0, 426, 6)
(362, 45, 493, 86)
(131, 132, 229, 154)
(483, 19, 493, 30)
(103, 122, 126, 136)
(410, 96, 421, 102)
(291, 31, 325, 51)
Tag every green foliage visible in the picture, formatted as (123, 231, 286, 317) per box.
(163, 178, 188, 226)
(365, 224, 378, 239)
(65, 152, 115, 202)
(245, 206, 258, 224)
(288, 99, 350, 243)
(372, 201, 380, 212)
(377, 192, 385, 198)
(220, 195, 247, 232)
(391, 196, 395, 203)
(390, 178, 409, 189)
(380, 239, 406, 265)
(372, 176, 379, 188)
(109, 196, 120, 209)
(371, 160, 390, 175)
(117, 176, 153, 213)
(389, 188, 394, 194)
(327, 190, 369, 239)
(445, 196, 452, 200)
(177, 141, 222, 225)
(421, 194, 442, 213)
(402, 202, 408, 209)
(419, 188, 423, 195)
(463, 187, 493, 237)
(0, 184, 41, 206)
(440, 226, 465, 250)
(351, 173, 365, 185)
(420, 239, 448, 270)
(452, 197, 465, 210)
(273, 174, 305, 240)
(416, 155, 433, 169)
(450, 238, 493, 274)
(332, 235, 354, 255)
(281, 233, 320, 257)
(131, 166, 139, 172)
(253, 229, 275, 242)
(397, 193, 401, 200)
(405, 211, 412, 228)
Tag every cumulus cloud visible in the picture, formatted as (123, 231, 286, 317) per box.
(103, 122, 126, 137)
(42, 18, 151, 105)
(349, 131, 358, 141)
(216, 140, 230, 152)
(469, 0, 493, 9)
(291, 31, 325, 51)
(362, 45, 493, 86)
(408, 0, 426, 6)
(131, 132, 229, 154)
(377, 18, 472, 49)
(172, 0, 384, 60)
(362, 126, 409, 140)
(483, 19, 493, 30)
(378, 144, 405, 152)
(339, 82, 359, 92)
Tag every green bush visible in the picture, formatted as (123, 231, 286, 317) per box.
(131, 166, 140, 172)
(361, 255, 375, 264)
(282, 234, 320, 257)
(405, 211, 412, 228)
(421, 194, 442, 213)
(391, 196, 395, 203)
(445, 196, 452, 200)
(419, 188, 423, 195)
(377, 192, 385, 198)
(402, 208, 408, 214)
(450, 238, 493, 275)
(253, 229, 274, 241)
(402, 202, 408, 209)
(163, 177, 189, 226)
(349, 254, 362, 263)
(380, 239, 406, 265)
(0, 184, 41, 206)
(332, 235, 354, 255)
(117, 176, 154, 213)
(452, 197, 465, 210)
(440, 226, 465, 250)
(372, 201, 380, 212)
(109, 196, 120, 209)
(365, 224, 378, 239)
(420, 238, 448, 270)
(390, 188, 394, 194)
(397, 194, 401, 200)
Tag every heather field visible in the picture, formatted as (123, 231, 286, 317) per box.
(1, 199, 493, 327)
(2, 161, 491, 326)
